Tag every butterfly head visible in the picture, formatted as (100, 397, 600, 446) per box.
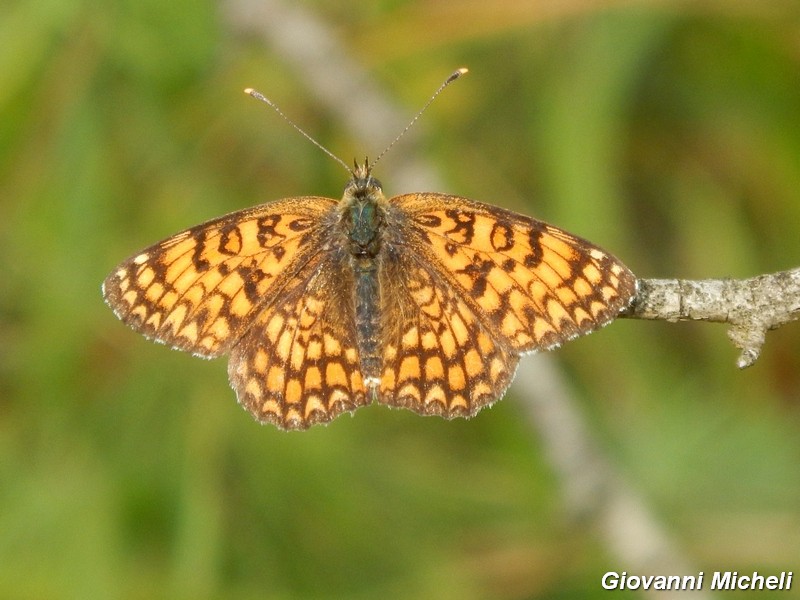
(345, 157, 383, 201)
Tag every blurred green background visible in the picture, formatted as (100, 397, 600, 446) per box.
(2, 0, 799, 598)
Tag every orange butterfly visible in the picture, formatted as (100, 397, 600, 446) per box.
(103, 70, 636, 430)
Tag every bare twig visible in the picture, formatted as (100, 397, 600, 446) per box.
(624, 269, 800, 368)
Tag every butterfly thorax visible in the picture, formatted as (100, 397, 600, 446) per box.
(341, 172, 385, 258)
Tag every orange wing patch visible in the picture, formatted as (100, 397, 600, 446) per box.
(102, 197, 336, 358)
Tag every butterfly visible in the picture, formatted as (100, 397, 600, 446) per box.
(102, 70, 637, 430)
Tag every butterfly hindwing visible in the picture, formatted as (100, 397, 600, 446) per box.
(227, 247, 368, 430)
(378, 245, 518, 417)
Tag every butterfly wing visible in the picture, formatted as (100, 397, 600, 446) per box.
(378, 247, 519, 418)
(374, 192, 636, 418)
(388, 192, 636, 354)
(228, 247, 368, 430)
(102, 197, 337, 358)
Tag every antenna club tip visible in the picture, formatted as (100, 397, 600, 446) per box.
(446, 67, 468, 84)
(243, 88, 255, 95)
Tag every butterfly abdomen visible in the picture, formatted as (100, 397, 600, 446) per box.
(352, 257, 382, 396)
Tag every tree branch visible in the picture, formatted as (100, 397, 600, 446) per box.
(623, 268, 800, 368)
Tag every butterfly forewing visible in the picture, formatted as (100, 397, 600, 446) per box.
(102, 197, 337, 358)
(390, 192, 636, 353)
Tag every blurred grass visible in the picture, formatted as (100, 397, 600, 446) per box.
(1, 0, 799, 598)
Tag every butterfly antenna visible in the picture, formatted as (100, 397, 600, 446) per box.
(244, 87, 352, 175)
(369, 67, 468, 170)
